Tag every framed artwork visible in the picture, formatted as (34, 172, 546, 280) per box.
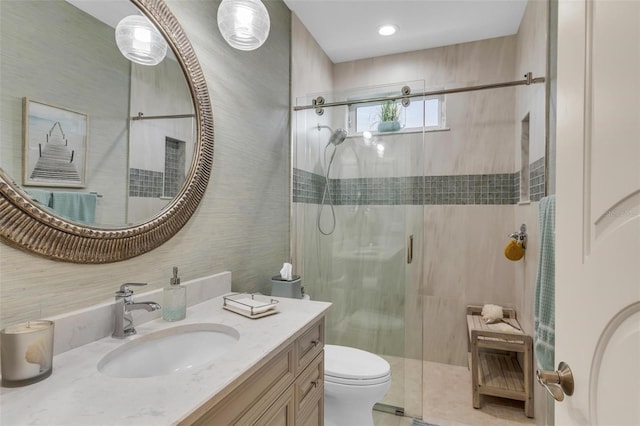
(22, 98, 88, 188)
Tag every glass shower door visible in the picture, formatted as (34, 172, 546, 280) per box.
(292, 81, 424, 419)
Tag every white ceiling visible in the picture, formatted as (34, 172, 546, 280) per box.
(282, 0, 528, 63)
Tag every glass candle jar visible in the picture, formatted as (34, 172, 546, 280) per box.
(1, 320, 54, 387)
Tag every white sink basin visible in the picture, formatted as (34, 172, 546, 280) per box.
(97, 323, 239, 378)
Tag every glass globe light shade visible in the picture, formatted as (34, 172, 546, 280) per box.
(115, 15, 168, 66)
(217, 0, 270, 51)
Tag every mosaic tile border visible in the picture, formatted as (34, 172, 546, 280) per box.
(292, 168, 326, 204)
(293, 157, 545, 206)
(129, 168, 164, 198)
(529, 157, 545, 201)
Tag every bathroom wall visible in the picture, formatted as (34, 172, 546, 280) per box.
(0, 0, 292, 328)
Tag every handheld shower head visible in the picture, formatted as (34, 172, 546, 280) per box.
(329, 128, 348, 146)
(317, 125, 348, 146)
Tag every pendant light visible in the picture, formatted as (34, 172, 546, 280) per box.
(217, 0, 270, 51)
(115, 15, 168, 66)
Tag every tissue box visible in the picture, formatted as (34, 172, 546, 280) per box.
(271, 275, 302, 299)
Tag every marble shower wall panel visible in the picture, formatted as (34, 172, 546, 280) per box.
(515, 0, 547, 169)
(422, 205, 515, 366)
(295, 112, 338, 176)
(333, 132, 424, 179)
(291, 14, 334, 175)
(291, 14, 334, 100)
(333, 37, 518, 92)
(334, 36, 518, 177)
(424, 90, 515, 176)
(422, 295, 470, 366)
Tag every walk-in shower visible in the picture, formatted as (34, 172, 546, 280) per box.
(292, 69, 546, 420)
(293, 81, 426, 418)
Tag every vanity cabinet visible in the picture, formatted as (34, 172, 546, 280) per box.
(183, 317, 325, 426)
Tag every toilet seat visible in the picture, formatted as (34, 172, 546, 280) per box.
(325, 371, 391, 386)
(324, 344, 391, 386)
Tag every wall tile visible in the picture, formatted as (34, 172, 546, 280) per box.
(293, 167, 545, 206)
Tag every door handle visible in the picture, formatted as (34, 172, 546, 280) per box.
(536, 361, 574, 401)
(407, 235, 413, 264)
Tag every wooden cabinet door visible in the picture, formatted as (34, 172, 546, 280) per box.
(295, 352, 324, 426)
(254, 387, 295, 426)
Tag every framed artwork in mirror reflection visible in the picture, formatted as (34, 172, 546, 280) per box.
(22, 98, 88, 188)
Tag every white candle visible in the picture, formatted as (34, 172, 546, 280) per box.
(1, 320, 54, 385)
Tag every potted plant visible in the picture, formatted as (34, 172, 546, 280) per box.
(377, 101, 401, 132)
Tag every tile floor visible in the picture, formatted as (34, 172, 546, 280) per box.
(373, 360, 535, 426)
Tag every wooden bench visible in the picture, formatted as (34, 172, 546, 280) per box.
(466, 305, 533, 418)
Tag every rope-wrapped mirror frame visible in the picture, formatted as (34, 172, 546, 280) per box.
(0, 0, 214, 263)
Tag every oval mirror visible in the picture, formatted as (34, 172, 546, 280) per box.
(0, 0, 213, 263)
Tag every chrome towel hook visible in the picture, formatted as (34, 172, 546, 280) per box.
(509, 223, 528, 249)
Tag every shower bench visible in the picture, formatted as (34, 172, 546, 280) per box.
(466, 305, 533, 418)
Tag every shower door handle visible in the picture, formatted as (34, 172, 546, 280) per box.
(407, 235, 413, 264)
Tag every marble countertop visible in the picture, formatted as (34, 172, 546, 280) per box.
(0, 295, 332, 425)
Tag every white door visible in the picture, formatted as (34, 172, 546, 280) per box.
(555, 0, 640, 425)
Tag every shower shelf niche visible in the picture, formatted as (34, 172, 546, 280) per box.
(466, 305, 533, 418)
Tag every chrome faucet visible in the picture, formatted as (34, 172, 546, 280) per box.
(112, 283, 161, 339)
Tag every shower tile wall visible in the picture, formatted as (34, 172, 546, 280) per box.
(129, 168, 164, 197)
(293, 168, 548, 206)
(529, 156, 546, 201)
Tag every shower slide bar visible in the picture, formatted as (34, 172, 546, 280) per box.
(130, 112, 195, 121)
(293, 72, 545, 113)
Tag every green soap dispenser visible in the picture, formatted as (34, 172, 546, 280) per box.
(163, 266, 186, 321)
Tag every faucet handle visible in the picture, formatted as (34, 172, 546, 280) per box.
(116, 282, 147, 297)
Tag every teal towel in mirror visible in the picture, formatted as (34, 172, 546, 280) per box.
(534, 195, 555, 371)
(50, 192, 97, 225)
(25, 189, 52, 207)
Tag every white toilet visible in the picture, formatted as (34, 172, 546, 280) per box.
(323, 344, 392, 426)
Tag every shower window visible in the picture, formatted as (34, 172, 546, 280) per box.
(351, 94, 445, 133)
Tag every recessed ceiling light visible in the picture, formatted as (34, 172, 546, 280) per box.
(378, 25, 398, 36)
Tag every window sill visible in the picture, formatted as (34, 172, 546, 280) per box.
(347, 127, 451, 139)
